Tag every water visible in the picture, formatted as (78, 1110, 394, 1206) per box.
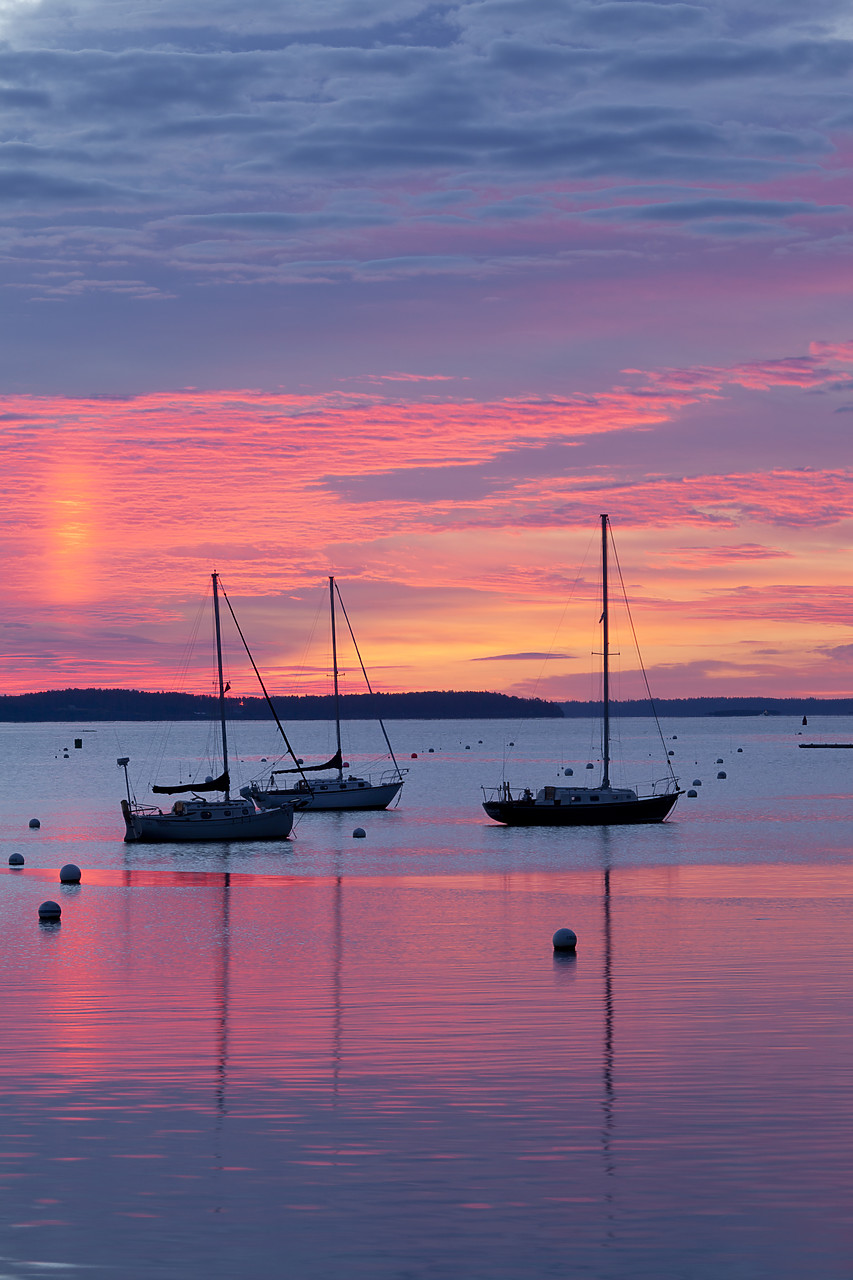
(1, 717, 852, 1277)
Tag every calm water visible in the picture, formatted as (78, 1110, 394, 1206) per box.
(1, 717, 852, 1278)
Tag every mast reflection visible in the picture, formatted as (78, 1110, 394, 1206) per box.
(216, 870, 231, 1121)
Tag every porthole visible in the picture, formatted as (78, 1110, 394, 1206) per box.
(201, 811, 212, 820)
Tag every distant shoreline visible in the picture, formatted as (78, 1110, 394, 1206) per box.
(0, 688, 562, 722)
(560, 697, 853, 717)
(0, 688, 849, 721)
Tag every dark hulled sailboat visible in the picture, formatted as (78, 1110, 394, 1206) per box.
(482, 515, 680, 827)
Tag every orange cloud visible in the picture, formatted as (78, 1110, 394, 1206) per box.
(0, 342, 850, 696)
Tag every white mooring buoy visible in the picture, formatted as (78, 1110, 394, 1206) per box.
(9, 852, 24, 866)
(353, 827, 366, 839)
(552, 928, 577, 952)
(60, 864, 81, 884)
(38, 900, 61, 920)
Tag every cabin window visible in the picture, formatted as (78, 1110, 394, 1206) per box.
(590, 795, 599, 802)
(224, 809, 231, 817)
(201, 811, 212, 820)
(242, 808, 249, 815)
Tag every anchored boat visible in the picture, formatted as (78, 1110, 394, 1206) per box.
(119, 573, 295, 843)
(482, 514, 681, 827)
(240, 577, 405, 812)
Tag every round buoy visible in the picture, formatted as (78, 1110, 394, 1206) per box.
(59, 864, 81, 884)
(509, 742, 514, 747)
(9, 852, 24, 866)
(478, 740, 483, 744)
(687, 789, 698, 798)
(38, 901, 61, 920)
(411, 753, 418, 759)
(716, 758, 724, 764)
(343, 762, 350, 768)
(692, 779, 702, 786)
(465, 745, 470, 750)
(737, 748, 743, 753)
(672, 735, 677, 740)
(585, 762, 594, 770)
(28, 818, 40, 829)
(717, 771, 727, 779)
(352, 827, 366, 839)
(261, 758, 267, 762)
(428, 748, 434, 753)
(552, 927, 577, 952)
(564, 768, 573, 776)
(668, 750, 675, 756)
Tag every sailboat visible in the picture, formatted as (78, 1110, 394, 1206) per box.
(119, 573, 296, 843)
(240, 577, 405, 812)
(482, 515, 681, 827)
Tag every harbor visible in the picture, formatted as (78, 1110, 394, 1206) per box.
(2, 716, 853, 1277)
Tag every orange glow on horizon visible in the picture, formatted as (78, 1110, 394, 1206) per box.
(0, 344, 850, 699)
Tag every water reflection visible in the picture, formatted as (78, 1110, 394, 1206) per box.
(1, 865, 853, 1279)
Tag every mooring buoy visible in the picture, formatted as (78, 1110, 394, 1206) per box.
(353, 827, 366, 839)
(59, 864, 81, 884)
(28, 818, 40, 829)
(552, 928, 577, 952)
(9, 852, 24, 866)
(38, 901, 61, 920)
(687, 789, 698, 798)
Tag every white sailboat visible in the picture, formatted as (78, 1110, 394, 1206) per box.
(482, 514, 681, 827)
(240, 577, 405, 812)
(119, 573, 296, 843)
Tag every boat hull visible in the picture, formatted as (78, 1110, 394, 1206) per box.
(244, 781, 403, 812)
(122, 799, 294, 843)
(483, 792, 679, 826)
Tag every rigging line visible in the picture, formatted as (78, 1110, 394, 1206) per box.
(608, 528, 677, 787)
(333, 581, 402, 779)
(218, 581, 309, 784)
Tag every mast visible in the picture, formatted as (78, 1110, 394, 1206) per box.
(601, 514, 610, 790)
(329, 575, 344, 782)
(211, 572, 231, 799)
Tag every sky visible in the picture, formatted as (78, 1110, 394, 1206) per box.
(1, 0, 852, 699)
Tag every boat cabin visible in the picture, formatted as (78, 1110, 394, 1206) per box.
(534, 785, 638, 806)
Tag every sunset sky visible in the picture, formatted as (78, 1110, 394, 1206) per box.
(1, 0, 852, 699)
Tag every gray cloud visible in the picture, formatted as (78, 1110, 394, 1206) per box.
(584, 197, 848, 222)
(0, 0, 849, 301)
(472, 651, 574, 661)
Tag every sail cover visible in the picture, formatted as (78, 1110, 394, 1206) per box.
(152, 770, 230, 795)
(272, 749, 342, 775)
